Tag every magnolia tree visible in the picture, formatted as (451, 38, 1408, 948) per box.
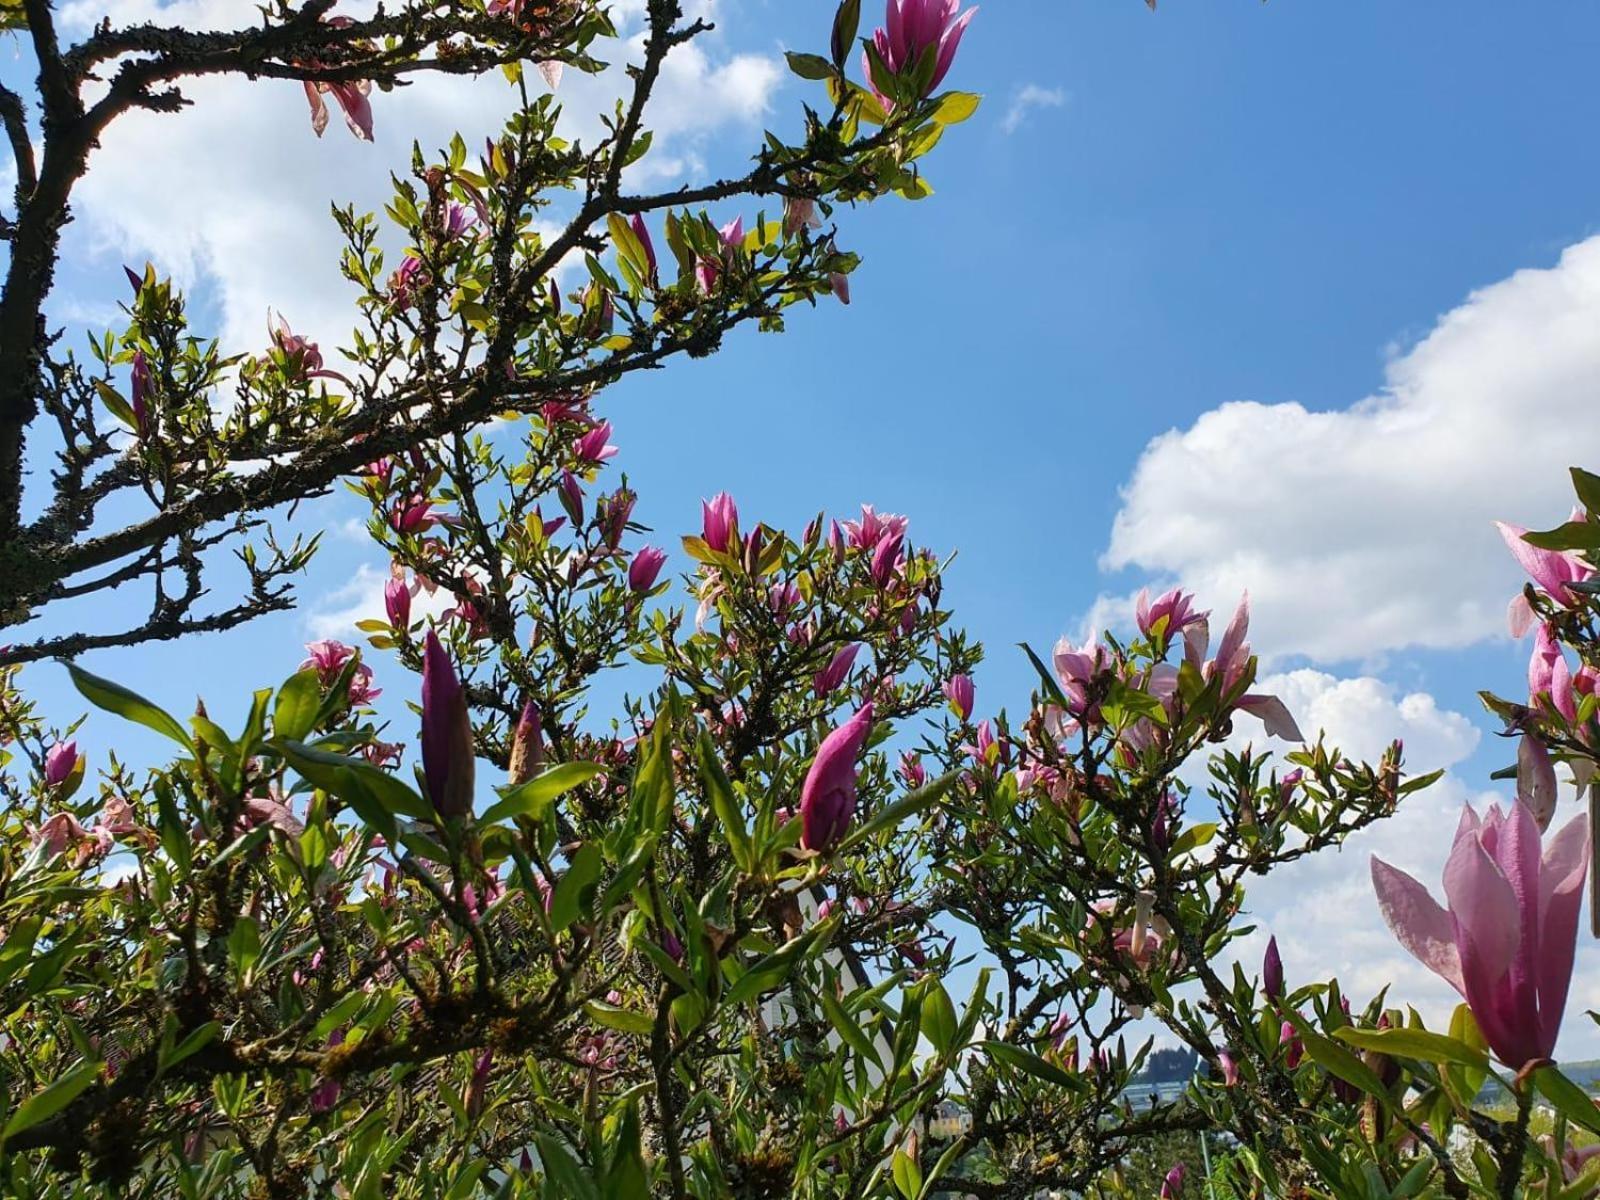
(3, 0, 1600, 1197)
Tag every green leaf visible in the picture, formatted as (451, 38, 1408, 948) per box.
(979, 1041, 1084, 1093)
(549, 843, 604, 934)
(274, 739, 431, 835)
(931, 91, 982, 125)
(1572, 466, 1600, 516)
(228, 917, 262, 979)
(1169, 822, 1219, 859)
(481, 762, 603, 827)
(1536, 1066, 1600, 1135)
(1522, 521, 1600, 552)
(274, 669, 323, 743)
(1335, 1025, 1487, 1070)
(535, 1135, 600, 1200)
(724, 924, 831, 1008)
(583, 1000, 654, 1037)
(835, 771, 958, 854)
(695, 733, 752, 873)
(1284, 1012, 1390, 1104)
(66, 662, 191, 749)
(785, 51, 836, 80)
(921, 980, 958, 1058)
(820, 988, 883, 1068)
(2, 1058, 103, 1144)
(159, 1021, 222, 1076)
(892, 1148, 922, 1200)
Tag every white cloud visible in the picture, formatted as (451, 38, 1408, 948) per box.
(1000, 83, 1066, 135)
(57, 0, 782, 356)
(1102, 235, 1600, 665)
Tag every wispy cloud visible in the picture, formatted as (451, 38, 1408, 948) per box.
(1001, 84, 1067, 135)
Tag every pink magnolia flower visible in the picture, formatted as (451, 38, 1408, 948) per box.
(898, 751, 926, 789)
(1135, 587, 1207, 641)
(390, 495, 438, 534)
(629, 213, 657, 282)
(1262, 935, 1284, 1001)
(574, 420, 618, 465)
(1160, 1163, 1187, 1200)
(1279, 1020, 1304, 1069)
(384, 576, 412, 629)
(783, 195, 820, 237)
(800, 703, 875, 854)
(1498, 519, 1594, 637)
(870, 531, 905, 588)
(44, 740, 80, 788)
(101, 794, 157, 849)
(814, 644, 860, 697)
(1372, 801, 1589, 1068)
(1190, 594, 1303, 741)
(421, 631, 475, 821)
(301, 641, 380, 705)
(1051, 635, 1111, 720)
(1216, 1050, 1240, 1087)
(701, 492, 739, 554)
(862, 0, 976, 107)
(300, 16, 373, 141)
(1542, 1136, 1600, 1197)
(32, 811, 110, 864)
(695, 217, 746, 293)
(942, 673, 974, 721)
(840, 505, 909, 550)
(629, 546, 668, 593)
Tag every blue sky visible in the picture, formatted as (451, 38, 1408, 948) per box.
(15, 0, 1600, 1052)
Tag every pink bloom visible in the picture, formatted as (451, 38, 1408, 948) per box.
(1135, 587, 1207, 641)
(1279, 1020, 1304, 1069)
(1217, 1050, 1239, 1087)
(1051, 636, 1111, 719)
(464, 1049, 493, 1119)
(574, 420, 618, 465)
(695, 218, 745, 293)
(898, 751, 926, 789)
(1372, 801, 1589, 1068)
(1262, 935, 1283, 1001)
(814, 644, 860, 697)
(800, 703, 875, 854)
(629, 213, 657, 282)
(384, 576, 412, 628)
(629, 546, 668, 593)
(783, 196, 820, 237)
(421, 631, 475, 821)
(1160, 1163, 1186, 1200)
(305, 76, 373, 140)
(701, 492, 739, 554)
(1194, 594, 1303, 741)
(862, 0, 976, 107)
(870, 531, 904, 588)
(942, 673, 974, 721)
(390, 495, 437, 534)
(840, 505, 909, 550)
(1498, 520, 1594, 636)
(44, 740, 79, 788)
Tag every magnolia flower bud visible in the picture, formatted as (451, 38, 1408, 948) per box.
(800, 703, 874, 854)
(421, 631, 476, 821)
(507, 698, 543, 788)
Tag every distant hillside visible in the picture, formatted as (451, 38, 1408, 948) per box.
(1478, 1060, 1600, 1105)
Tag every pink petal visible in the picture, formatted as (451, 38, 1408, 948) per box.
(929, 5, 976, 92)
(1441, 810, 1520, 986)
(1509, 593, 1536, 638)
(1371, 856, 1464, 994)
(1238, 693, 1303, 742)
(1537, 810, 1590, 1052)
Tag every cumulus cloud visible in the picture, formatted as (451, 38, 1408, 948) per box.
(1000, 83, 1066, 135)
(1101, 236, 1600, 665)
(57, 0, 782, 355)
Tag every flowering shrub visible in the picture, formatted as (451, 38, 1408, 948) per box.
(1, 1, 1598, 1197)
